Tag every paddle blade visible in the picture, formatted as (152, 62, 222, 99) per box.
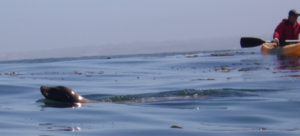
(240, 37, 266, 48)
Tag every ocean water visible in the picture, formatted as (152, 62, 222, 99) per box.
(1, 48, 300, 136)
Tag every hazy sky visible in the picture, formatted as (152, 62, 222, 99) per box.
(0, 0, 300, 59)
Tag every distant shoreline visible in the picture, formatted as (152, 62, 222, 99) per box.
(0, 38, 239, 61)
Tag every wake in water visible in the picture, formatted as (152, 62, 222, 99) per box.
(38, 85, 277, 108)
(90, 88, 274, 103)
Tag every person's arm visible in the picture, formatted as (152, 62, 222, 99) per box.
(273, 22, 284, 45)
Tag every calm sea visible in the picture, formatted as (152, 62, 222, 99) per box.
(1, 48, 300, 136)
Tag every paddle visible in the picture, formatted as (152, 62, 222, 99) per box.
(240, 37, 300, 48)
(240, 37, 271, 48)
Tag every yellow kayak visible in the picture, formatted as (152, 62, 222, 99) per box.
(261, 43, 300, 56)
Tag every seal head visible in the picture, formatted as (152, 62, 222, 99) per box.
(40, 86, 91, 103)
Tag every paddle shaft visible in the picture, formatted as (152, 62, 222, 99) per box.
(286, 40, 300, 42)
(260, 40, 300, 43)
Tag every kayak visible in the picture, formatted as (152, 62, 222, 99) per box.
(261, 43, 300, 56)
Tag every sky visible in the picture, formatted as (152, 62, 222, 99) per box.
(0, 0, 300, 60)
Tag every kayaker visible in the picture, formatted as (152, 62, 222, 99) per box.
(273, 9, 300, 46)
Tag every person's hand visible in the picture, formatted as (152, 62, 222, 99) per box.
(273, 38, 280, 46)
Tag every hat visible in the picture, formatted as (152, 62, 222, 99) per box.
(289, 9, 300, 16)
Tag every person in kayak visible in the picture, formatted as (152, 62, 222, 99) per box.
(273, 9, 300, 46)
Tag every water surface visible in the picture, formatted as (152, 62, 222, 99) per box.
(1, 48, 300, 136)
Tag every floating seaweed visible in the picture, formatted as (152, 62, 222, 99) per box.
(211, 53, 234, 57)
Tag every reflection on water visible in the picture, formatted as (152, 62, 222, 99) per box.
(39, 123, 81, 132)
(277, 56, 300, 70)
(37, 99, 83, 109)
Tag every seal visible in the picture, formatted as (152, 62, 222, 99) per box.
(40, 86, 93, 103)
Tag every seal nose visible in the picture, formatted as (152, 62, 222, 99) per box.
(40, 86, 49, 97)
